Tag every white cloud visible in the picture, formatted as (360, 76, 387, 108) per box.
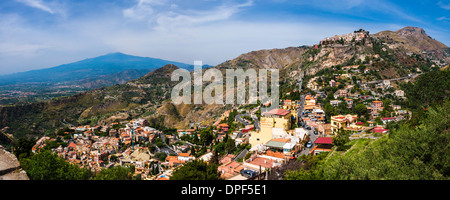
(16, 0, 55, 14)
(0, 42, 50, 57)
(123, 0, 167, 20)
(437, 16, 450, 21)
(123, 0, 253, 30)
(438, 1, 450, 10)
(156, 0, 253, 29)
(2, 0, 449, 75)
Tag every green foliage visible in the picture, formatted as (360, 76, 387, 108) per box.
(170, 160, 221, 180)
(404, 70, 450, 108)
(214, 132, 236, 156)
(94, 166, 134, 180)
(13, 137, 36, 159)
(333, 128, 351, 151)
(154, 152, 167, 161)
(21, 150, 92, 180)
(199, 126, 215, 146)
(285, 153, 329, 180)
(42, 138, 67, 151)
(354, 103, 369, 118)
(286, 101, 450, 180)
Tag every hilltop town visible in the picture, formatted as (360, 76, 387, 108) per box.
(27, 55, 420, 180)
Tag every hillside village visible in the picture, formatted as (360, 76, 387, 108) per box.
(29, 49, 420, 180)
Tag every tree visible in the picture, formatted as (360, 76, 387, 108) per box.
(94, 166, 134, 180)
(354, 103, 368, 118)
(200, 127, 214, 145)
(224, 137, 236, 154)
(209, 150, 220, 165)
(170, 160, 221, 180)
(404, 70, 450, 107)
(13, 137, 36, 159)
(21, 150, 92, 180)
(333, 128, 350, 151)
(154, 152, 167, 161)
(375, 117, 383, 125)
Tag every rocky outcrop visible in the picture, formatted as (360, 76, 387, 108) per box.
(0, 146, 29, 180)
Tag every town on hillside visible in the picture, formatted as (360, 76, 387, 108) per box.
(30, 62, 417, 180)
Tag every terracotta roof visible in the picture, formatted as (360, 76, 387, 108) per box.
(218, 123, 229, 128)
(263, 108, 290, 116)
(371, 128, 389, 133)
(314, 137, 333, 144)
(270, 138, 291, 143)
(382, 117, 396, 120)
(265, 150, 286, 159)
(166, 155, 178, 161)
(248, 157, 274, 168)
(305, 95, 315, 100)
(68, 142, 77, 148)
(178, 153, 191, 157)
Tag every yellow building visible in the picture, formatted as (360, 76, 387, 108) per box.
(249, 108, 292, 147)
(281, 99, 298, 118)
(330, 114, 358, 134)
(304, 95, 316, 106)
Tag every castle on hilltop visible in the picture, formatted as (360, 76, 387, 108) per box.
(320, 29, 369, 45)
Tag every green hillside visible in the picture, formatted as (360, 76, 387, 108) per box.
(285, 71, 450, 180)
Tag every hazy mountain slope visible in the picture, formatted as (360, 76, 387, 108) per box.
(0, 64, 182, 141)
(0, 52, 193, 85)
(74, 69, 152, 89)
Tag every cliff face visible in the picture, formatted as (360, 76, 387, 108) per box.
(216, 27, 448, 82)
(375, 26, 450, 63)
(0, 146, 28, 180)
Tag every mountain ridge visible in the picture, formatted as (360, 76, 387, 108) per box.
(0, 52, 194, 85)
(0, 26, 448, 142)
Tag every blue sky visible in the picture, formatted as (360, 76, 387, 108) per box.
(0, 0, 449, 74)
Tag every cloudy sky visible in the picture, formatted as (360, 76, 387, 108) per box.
(0, 0, 449, 75)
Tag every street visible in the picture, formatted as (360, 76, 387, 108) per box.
(296, 128, 318, 157)
(235, 114, 260, 131)
(295, 94, 320, 157)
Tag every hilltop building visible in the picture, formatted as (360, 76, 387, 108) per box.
(249, 108, 292, 147)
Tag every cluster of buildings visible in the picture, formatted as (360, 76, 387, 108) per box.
(320, 30, 369, 45)
(29, 59, 413, 181)
(32, 118, 177, 179)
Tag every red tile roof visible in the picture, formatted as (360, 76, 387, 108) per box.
(263, 108, 290, 116)
(218, 123, 229, 128)
(382, 117, 396, 120)
(314, 137, 333, 144)
(68, 142, 77, 148)
(371, 128, 389, 133)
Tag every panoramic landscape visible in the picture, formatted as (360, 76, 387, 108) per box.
(0, 0, 449, 184)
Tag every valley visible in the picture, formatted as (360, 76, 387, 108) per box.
(0, 26, 449, 181)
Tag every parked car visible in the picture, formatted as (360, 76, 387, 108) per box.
(241, 170, 258, 178)
(305, 141, 312, 148)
